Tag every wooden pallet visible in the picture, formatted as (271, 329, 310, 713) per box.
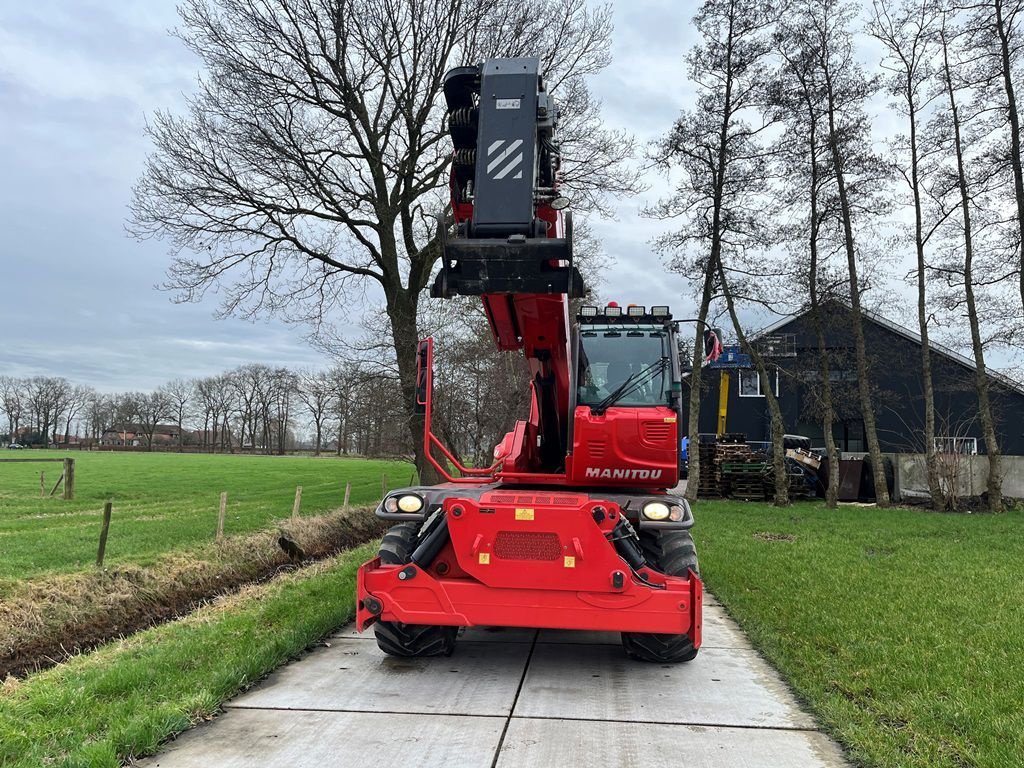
(721, 460, 769, 501)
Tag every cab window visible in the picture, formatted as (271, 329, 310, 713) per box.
(577, 327, 669, 407)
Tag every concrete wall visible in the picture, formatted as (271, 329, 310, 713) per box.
(894, 454, 1024, 500)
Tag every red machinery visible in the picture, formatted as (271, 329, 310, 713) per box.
(356, 57, 705, 662)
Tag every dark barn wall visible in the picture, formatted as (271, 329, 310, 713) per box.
(684, 304, 1024, 455)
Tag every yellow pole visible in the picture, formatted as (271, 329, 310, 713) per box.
(717, 370, 730, 435)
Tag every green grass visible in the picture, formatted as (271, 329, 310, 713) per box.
(0, 451, 406, 583)
(0, 541, 377, 768)
(693, 500, 1024, 768)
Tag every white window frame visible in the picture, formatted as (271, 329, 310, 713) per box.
(933, 436, 978, 455)
(738, 368, 780, 398)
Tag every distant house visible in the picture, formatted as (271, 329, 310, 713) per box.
(100, 424, 181, 447)
(686, 302, 1024, 456)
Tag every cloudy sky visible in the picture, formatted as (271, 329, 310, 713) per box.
(0, 0, 711, 393)
(0, 1, 1006, 392)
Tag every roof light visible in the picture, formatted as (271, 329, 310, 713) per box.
(550, 195, 571, 210)
(651, 305, 670, 317)
(627, 305, 645, 317)
(580, 305, 598, 317)
(605, 305, 622, 318)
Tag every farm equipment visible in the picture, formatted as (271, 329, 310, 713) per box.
(356, 57, 709, 663)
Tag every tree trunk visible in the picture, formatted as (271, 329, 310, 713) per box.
(716, 261, 789, 506)
(802, 93, 839, 509)
(684, 269, 716, 504)
(907, 93, 943, 509)
(823, 67, 891, 507)
(942, 34, 1004, 512)
(387, 285, 440, 486)
(994, 0, 1024, 318)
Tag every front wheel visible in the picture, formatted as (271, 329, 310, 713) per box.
(372, 522, 458, 657)
(621, 529, 699, 663)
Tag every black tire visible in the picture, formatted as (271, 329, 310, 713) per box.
(373, 522, 457, 657)
(621, 530, 700, 663)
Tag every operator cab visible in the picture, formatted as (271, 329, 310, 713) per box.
(564, 304, 683, 489)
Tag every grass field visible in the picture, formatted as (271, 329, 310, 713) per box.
(0, 541, 377, 768)
(693, 500, 1024, 768)
(0, 451, 405, 584)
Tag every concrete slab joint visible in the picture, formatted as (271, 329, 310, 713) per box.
(139, 598, 850, 768)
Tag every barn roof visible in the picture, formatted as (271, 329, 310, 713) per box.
(753, 301, 1024, 397)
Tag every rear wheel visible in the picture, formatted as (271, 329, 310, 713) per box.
(621, 529, 699, 663)
(373, 522, 457, 657)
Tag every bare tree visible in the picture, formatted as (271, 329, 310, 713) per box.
(84, 392, 116, 442)
(648, 0, 779, 503)
(296, 369, 333, 455)
(23, 376, 73, 447)
(0, 376, 24, 442)
(956, 0, 1024, 318)
(129, 0, 636, 481)
(161, 378, 195, 449)
(932, 13, 1005, 510)
(60, 384, 94, 445)
(869, 0, 947, 508)
(803, 0, 893, 505)
(129, 391, 174, 450)
(774, 20, 844, 507)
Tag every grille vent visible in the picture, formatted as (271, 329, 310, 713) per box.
(494, 531, 561, 561)
(483, 493, 584, 506)
(642, 422, 673, 443)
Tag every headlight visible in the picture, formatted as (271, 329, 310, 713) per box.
(397, 494, 424, 513)
(642, 501, 670, 521)
(383, 496, 399, 513)
(669, 504, 685, 522)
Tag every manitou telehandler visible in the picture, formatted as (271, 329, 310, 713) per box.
(356, 57, 714, 663)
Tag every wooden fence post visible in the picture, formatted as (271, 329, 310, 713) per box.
(63, 458, 75, 500)
(40, 471, 45, 498)
(217, 492, 227, 540)
(96, 501, 112, 567)
(292, 486, 303, 519)
(381, 474, 388, 496)
(343, 482, 351, 510)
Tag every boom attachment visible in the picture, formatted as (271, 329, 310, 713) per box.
(434, 58, 583, 299)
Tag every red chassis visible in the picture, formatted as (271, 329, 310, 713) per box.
(356, 493, 703, 643)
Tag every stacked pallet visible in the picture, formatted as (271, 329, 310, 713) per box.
(714, 440, 753, 497)
(697, 443, 719, 497)
(721, 461, 769, 501)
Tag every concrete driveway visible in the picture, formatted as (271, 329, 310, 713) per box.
(139, 595, 849, 768)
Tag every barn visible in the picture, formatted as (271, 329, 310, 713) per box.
(684, 301, 1024, 456)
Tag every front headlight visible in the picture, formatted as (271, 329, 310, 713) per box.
(383, 494, 425, 514)
(642, 501, 671, 521)
(397, 494, 424, 513)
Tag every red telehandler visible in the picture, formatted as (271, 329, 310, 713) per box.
(356, 57, 709, 663)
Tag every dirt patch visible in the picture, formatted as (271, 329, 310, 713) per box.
(752, 531, 797, 543)
(0, 507, 386, 679)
